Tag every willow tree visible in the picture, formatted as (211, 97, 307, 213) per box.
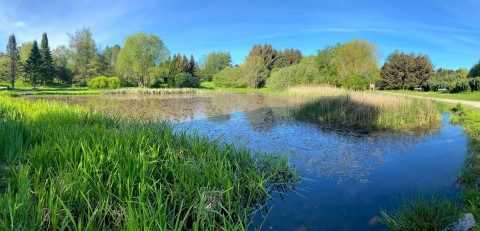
(115, 33, 169, 87)
(333, 40, 380, 89)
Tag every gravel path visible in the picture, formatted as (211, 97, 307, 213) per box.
(381, 91, 480, 109)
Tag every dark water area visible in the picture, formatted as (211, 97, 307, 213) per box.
(28, 93, 468, 231)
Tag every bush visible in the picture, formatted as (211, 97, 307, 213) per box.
(212, 66, 246, 88)
(469, 77, 480, 91)
(168, 73, 200, 88)
(451, 79, 470, 93)
(266, 63, 323, 91)
(88, 76, 121, 89)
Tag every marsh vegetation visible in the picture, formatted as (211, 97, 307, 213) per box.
(0, 94, 298, 230)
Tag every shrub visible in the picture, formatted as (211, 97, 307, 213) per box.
(212, 66, 246, 88)
(266, 63, 323, 91)
(451, 79, 470, 93)
(168, 73, 200, 88)
(88, 76, 122, 89)
(469, 77, 480, 91)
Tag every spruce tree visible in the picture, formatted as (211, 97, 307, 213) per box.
(5, 34, 19, 89)
(188, 55, 195, 76)
(40, 32, 55, 85)
(24, 41, 42, 89)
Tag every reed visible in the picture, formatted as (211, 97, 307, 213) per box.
(0, 95, 298, 230)
(290, 86, 441, 132)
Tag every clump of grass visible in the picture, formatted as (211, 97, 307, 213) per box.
(103, 88, 207, 95)
(291, 86, 441, 132)
(0, 91, 19, 97)
(0, 95, 298, 230)
(380, 195, 461, 231)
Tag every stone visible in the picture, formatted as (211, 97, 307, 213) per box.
(443, 213, 476, 231)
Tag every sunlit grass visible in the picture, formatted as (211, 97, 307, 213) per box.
(290, 86, 441, 132)
(0, 95, 298, 230)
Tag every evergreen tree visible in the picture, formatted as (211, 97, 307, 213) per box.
(24, 41, 42, 89)
(40, 32, 55, 85)
(188, 54, 195, 76)
(468, 60, 480, 78)
(4, 34, 19, 89)
(182, 54, 189, 73)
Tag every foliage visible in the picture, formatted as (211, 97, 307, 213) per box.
(468, 60, 480, 78)
(87, 76, 121, 89)
(243, 56, 269, 88)
(276, 48, 302, 68)
(40, 32, 55, 85)
(199, 51, 231, 81)
(266, 62, 322, 91)
(102, 44, 121, 76)
(23, 41, 42, 89)
(212, 66, 246, 88)
(0, 95, 298, 230)
(381, 51, 434, 90)
(425, 68, 467, 92)
(334, 39, 380, 89)
(380, 196, 461, 231)
(315, 45, 338, 85)
(4, 34, 19, 89)
(115, 33, 169, 87)
(68, 28, 98, 85)
(248, 44, 278, 71)
(167, 72, 200, 88)
(469, 77, 480, 91)
(52, 45, 74, 84)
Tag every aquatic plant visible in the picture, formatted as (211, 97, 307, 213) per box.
(290, 86, 441, 132)
(380, 195, 461, 231)
(102, 88, 207, 95)
(0, 95, 298, 230)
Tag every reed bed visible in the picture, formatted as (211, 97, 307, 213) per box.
(103, 88, 208, 95)
(290, 86, 441, 132)
(0, 95, 298, 230)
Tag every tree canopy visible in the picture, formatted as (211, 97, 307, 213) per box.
(200, 51, 231, 81)
(23, 41, 42, 89)
(381, 51, 434, 90)
(69, 28, 97, 85)
(4, 34, 19, 88)
(40, 32, 55, 85)
(115, 33, 169, 87)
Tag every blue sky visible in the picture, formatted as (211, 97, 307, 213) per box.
(0, 0, 479, 69)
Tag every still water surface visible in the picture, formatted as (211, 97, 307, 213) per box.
(28, 93, 467, 230)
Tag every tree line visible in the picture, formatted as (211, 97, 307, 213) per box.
(1, 28, 480, 93)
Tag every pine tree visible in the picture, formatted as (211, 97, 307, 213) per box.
(24, 41, 42, 89)
(188, 55, 195, 76)
(4, 34, 19, 89)
(40, 32, 55, 85)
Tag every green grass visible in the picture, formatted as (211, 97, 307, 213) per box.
(385, 89, 480, 102)
(290, 86, 441, 133)
(200, 82, 270, 94)
(380, 195, 461, 231)
(0, 95, 298, 230)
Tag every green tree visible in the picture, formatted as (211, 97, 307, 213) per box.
(333, 39, 380, 89)
(200, 51, 231, 81)
(4, 34, 19, 89)
(212, 66, 245, 88)
(52, 45, 73, 84)
(315, 45, 338, 85)
(115, 33, 169, 87)
(282, 48, 302, 67)
(248, 44, 278, 71)
(381, 51, 434, 90)
(69, 28, 97, 85)
(468, 60, 480, 78)
(40, 32, 55, 85)
(24, 41, 42, 89)
(102, 44, 121, 75)
(243, 56, 268, 88)
(188, 54, 195, 76)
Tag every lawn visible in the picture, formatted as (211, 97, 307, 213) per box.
(385, 90, 480, 102)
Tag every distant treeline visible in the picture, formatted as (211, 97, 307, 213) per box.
(1, 27, 479, 92)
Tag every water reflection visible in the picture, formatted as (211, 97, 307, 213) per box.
(27, 93, 467, 231)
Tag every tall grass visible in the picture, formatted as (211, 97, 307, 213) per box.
(290, 86, 441, 132)
(0, 95, 298, 230)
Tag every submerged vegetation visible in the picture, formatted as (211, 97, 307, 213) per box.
(0, 95, 298, 230)
(290, 86, 441, 132)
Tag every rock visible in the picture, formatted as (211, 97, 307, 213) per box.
(443, 213, 476, 231)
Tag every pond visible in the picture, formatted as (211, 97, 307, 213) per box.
(28, 92, 467, 231)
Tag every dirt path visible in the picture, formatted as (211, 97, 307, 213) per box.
(381, 91, 480, 109)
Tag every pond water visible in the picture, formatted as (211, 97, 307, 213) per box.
(28, 93, 468, 231)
